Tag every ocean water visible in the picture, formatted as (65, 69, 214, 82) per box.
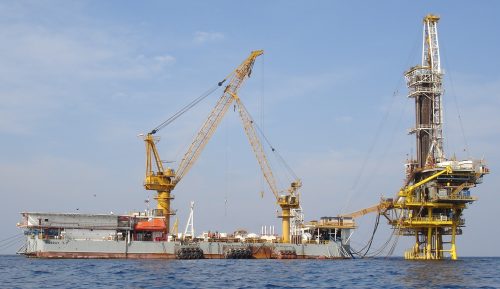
(0, 255, 498, 289)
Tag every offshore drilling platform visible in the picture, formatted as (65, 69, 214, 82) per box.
(16, 14, 488, 260)
(343, 14, 489, 260)
(390, 14, 489, 260)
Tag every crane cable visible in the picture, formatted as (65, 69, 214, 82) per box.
(441, 45, 471, 158)
(0, 233, 25, 250)
(341, 29, 421, 215)
(149, 79, 227, 135)
(0, 233, 24, 244)
(233, 94, 299, 183)
(252, 119, 299, 181)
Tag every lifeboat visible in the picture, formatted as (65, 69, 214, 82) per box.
(134, 218, 166, 231)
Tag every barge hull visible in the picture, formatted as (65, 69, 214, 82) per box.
(22, 239, 351, 259)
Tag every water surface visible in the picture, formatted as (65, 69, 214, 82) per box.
(0, 255, 498, 288)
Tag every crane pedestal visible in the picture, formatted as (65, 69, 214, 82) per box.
(154, 190, 175, 234)
(278, 195, 300, 244)
(279, 208, 291, 243)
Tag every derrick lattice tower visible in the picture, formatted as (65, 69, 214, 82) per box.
(407, 14, 444, 167)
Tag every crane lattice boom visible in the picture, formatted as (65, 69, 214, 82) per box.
(233, 95, 280, 200)
(232, 93, 301, 243)
(173, 50, 263, 184)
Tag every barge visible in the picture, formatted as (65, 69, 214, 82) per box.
(17, 212, 355, 259)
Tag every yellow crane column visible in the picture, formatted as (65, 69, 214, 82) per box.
(280, 206, 291, 243)
(155, 190, 173, 230)
(276, 194, 300, 243)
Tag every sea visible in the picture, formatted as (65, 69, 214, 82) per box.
(0, 255, 498, 289)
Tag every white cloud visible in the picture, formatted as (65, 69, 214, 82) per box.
(193, 31, 225, 44)
(154, 55, 176, 65)
(0, 19, 178, 135)
(0, 21, 177, 83)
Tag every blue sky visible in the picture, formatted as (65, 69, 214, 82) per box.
(1, 1, 499, 256)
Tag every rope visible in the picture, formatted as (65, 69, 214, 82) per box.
(149, 80, 226, 134)
(238, 101, 299, 183)
(0, 233, 24, 244)
(441, 46, 471, 158)
(0, 234, 25, 250)
(341, 28, 421, 215)
(252, 122, 299, 181)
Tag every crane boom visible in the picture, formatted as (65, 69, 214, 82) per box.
(340, 203, 383, 219)
(341, 166, 452, 221)
(233, 95, 280, 200)
(397, 166, 452, 198)
(231, 93, 301, 243)
(173, 50, 263, 184)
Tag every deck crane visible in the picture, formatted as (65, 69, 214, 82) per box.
(143, 50, 263, 234)
(231, 93, 302, 243)
(339, 202, 388, 220)
(340, 166, 453, 220)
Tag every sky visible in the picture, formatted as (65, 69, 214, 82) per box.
(0, 1, 499, 256)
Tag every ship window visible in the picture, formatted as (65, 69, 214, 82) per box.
(44, 219, 49, 222)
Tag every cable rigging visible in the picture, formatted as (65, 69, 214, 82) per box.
(149, 79, 227, 135)
(341, 28, 422, 215)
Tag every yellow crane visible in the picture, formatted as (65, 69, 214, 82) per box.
(341, 166, 452, 220)
(143, 50, 263, 234)
(339, 202, 389, 219)
(396, 166, 452, 199)
(231, 93, 302, 243)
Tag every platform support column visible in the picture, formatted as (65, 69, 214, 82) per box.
(451, 220, 457, 260)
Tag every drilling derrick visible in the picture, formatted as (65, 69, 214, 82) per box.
(386, 14, 489, 260)
(407, 14, 444, 168)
